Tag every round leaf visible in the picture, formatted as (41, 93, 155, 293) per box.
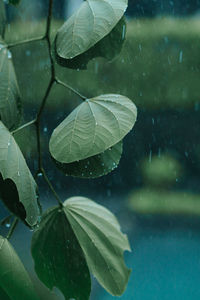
(0, 236, 39, 300)
(56, 0, 128, 59)
(0, 121, 40, 226)
(53, 141, 123, 179)
(49, 94, 137, 163)
(31, 207, 91, 300)
(64, 197, 131, 296)
(55, 17, 126, 70)
(0, 43, 22, 130)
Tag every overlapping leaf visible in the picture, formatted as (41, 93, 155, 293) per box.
(0, 236, 39, 300)
(0, 1, 6, 37)
(50, 94, 137, 163)
(0, 122, 40, 226)
(55, 17, 126, 70)
(53, 141, 123, 179)
(64, 197, 131, 296)
(31, 207, 91, 300)
(0, 43, 21, 130)
(56, 0, 128, 60)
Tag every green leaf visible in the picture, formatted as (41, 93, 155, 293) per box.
(64, 197, 131, 296)
(0, 43, 22, 130)
(49, 94, 137, 163)
(53, 141, 123, 179)
(56, 0, 128, 60)
(0, 236, 39, 300)
(31, 207, 91, 300)
(55, 17, 126, 70)
(0, 121, 40, 226)
(0, 1, 6, 37)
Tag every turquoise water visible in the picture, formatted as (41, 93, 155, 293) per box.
(95, 219, 200, 300)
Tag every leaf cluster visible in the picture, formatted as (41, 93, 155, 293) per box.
(0, 0, 137, 299)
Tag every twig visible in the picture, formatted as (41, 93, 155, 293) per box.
(0, 215, 12, 226)
(55, 78, 87, 101)
(41, 168, 63, 207)
(8, 36, 44, 49)
(11, 119, 36, 135)
(6, 218, 19, 240)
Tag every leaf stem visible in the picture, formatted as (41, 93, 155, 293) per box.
(0, 215, 12, 226)
(11, 119, 36, 135)
(41, 168, 63, 207)
(6, 218, 19, 240)
(55, 78, 87, 101)
(8, 36, 45, 49)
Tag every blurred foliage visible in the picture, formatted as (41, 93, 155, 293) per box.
(141, 154, 182, 187)
(4, 17, 200, 111)
(128, 188, 200, 216)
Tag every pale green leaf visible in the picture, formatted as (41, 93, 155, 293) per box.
(31, 207, 91, 300)
(56, 0, 128, 59)
(49, 94, 137, 163)
(0, 1, 6, 37)
(64, 197, 131, 296)
(55, 17, 126, 70)
(0, 121, 40, 226)
(0, 43, 21, 130)
(0, 236, 39, 300)
(53, 141, 123, 179)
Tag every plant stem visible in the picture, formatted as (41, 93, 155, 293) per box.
(8, 36, 44, 49)
(55, 78, 87, 101)
(41, 168, 63, 207)
(0, 215, 12, 226)
(6, 218, 19, 240)
(11, 119, 36, 135)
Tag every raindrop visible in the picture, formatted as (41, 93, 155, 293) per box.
(43, 126, 48, 133)
(94, 62, 99, 74)
(8, 142, 10, 146)
(122, 24, 126, 40)
(149, 150, 152, 163)
(26, 50, 31, 56)
(89, 172, 92, 175)
(138, 44, 142, 51)
(17, 171, 20, 176)
(176, 178, 179, 182)
(152, 118, 155, 125)
(185, 151, 189, 157)
(179, 50, 183, 63)
(7, 51, 12, 59)
(5, 223, 11, 228)
(37, 172, 43, 177)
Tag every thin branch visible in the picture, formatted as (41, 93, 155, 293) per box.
(8, 36, 44, 49)
(41, 168, 63, 207)
(6, 218, 19, 240)
(55, 78, 87, 101)
(45, 0, 54, 38)
(0, 215, 12, 226)
(11, 119, 36, 135)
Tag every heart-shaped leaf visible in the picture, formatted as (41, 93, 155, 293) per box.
(56, 0, 128, 60)
(0, 121, 40, 226)
(64, 197, 131, 296)
(31, 207, 91, 300)
(0, 1, 6, 37)
(0, 236, 39, 300)
(0, 43, 22, 130)
(49, 94, 137, 163)
(53, 141, 123, 179)
(55, 17, 126, 70)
